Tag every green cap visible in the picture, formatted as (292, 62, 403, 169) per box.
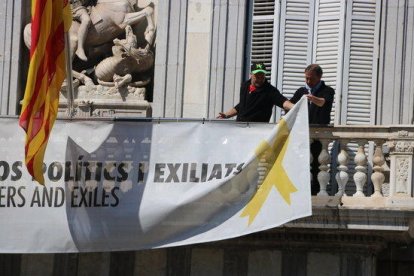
(251, 62, 268, 74)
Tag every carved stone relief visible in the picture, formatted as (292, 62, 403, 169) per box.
(386, 140, 414, 154)
(386, 137, 414, 197)
(395, 157, 409, 194)
(23, 0, 158, 117)
(394, 141, 414, 153)
(397, 130, 409, 137)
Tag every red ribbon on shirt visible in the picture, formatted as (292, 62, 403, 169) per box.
(249, 85, 256, 93)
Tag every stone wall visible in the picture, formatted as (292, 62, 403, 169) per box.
(1, 228, 413, 276)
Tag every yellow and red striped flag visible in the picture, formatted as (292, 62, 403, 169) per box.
(19, 0, 72, 184)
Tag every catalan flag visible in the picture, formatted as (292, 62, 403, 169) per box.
(19, 0, 72, 184)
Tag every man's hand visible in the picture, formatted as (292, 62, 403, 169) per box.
(217, 112, 228, 119)
(217, 108, 237, 119)
(283, 100, 294, 110)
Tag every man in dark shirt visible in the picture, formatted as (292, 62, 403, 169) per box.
(290, 64, 334, 124)
(290, 64, 335, 195)
(217, 62, 293, 122)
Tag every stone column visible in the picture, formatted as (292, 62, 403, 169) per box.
(182, 1, 213, 117)
(0, 0, 26, 115)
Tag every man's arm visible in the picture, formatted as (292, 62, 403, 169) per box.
(272, 87, 294, 111)
(217, 108, 238, 119)
(306, 94, 325, 107)
(289, 88, 304, 104)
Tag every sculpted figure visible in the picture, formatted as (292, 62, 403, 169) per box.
(95, 24, 154, 89)
(70, 0, 92, 61)
(24, 0, 156, 89)
(113, 24, 138, 55)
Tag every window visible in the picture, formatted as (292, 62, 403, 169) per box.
(249, 0, 380, 125)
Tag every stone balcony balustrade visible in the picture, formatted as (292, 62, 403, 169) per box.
(310, 125, 414, 202)
(282, 125, 414, 246)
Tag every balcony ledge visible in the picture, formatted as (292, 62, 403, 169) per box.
(279, 196, 414, 244)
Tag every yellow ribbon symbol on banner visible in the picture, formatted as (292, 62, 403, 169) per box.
(241, 119, 297, 225)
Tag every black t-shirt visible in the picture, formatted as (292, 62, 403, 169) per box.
(290, 81, 335, 125)
(234, 80, 287, 122)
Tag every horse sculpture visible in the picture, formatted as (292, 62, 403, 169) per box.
(23, 0, 155, 86)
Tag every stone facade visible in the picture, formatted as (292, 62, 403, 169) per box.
(0, 1, 414, 275)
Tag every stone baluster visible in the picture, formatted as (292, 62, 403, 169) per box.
(371, 142, 385, 197)
(335, 141, 349, 196)
(353, 141, 367, 197)
(317, 139, 331, 196)
(310, 138, 314, 181)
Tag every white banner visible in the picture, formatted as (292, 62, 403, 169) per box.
(0, 97, 311, 253)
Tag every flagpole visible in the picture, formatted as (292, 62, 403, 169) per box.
(64, 32, 75, 118)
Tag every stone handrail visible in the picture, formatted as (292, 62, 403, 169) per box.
(310, 125, 414, 209)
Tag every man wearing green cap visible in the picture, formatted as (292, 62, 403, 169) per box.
(217, 62, 293, 122)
